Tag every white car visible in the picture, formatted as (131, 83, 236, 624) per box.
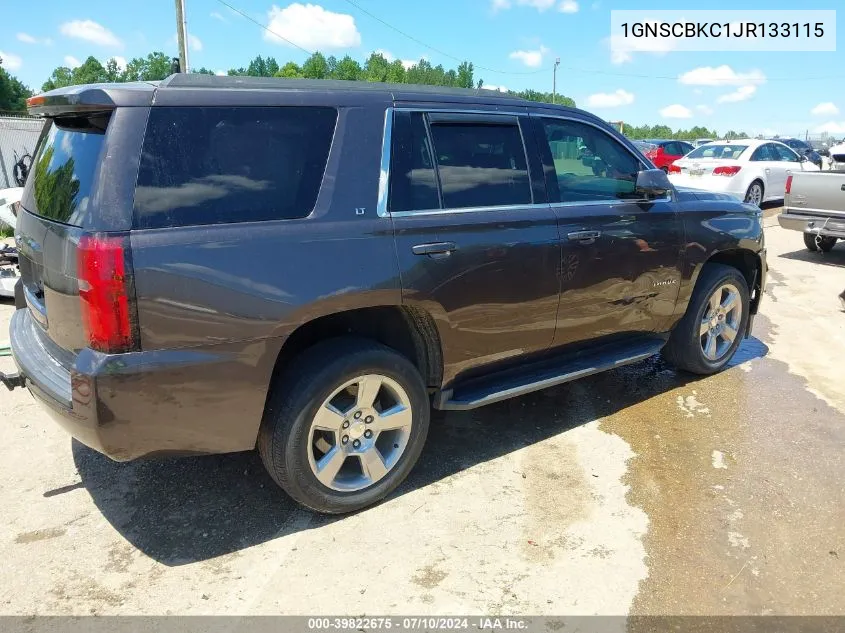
(0, 187, 22, 230)
(827, 142, 845, 170)
(668, 139, 820, 205)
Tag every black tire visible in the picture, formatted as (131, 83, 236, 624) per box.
(258, 338, 430, 514)
(662, 263, 750, 375)
(804, 232, 820, 251)
(744, 180, 764, 206)
(819, 236, 838, 252)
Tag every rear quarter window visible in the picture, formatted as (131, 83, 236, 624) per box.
(21, 115, 108, 227)
(133, 106, 337, 229)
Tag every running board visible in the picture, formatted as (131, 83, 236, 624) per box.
(435, 338, 666, 411)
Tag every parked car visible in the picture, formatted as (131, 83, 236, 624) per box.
(778, 171, 845, 252)
(2, 76, 767, 514)
(770, 137, 823, 168)
(643, 139, 695, 172)
(693, 138, 714, 148)
(632, 140, 657, 156)
(668, 139, 820, 205)
(0, 187, 22, 230)
(827, 141, 845, 170)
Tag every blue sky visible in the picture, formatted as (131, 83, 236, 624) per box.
(3, 0, 843, 136)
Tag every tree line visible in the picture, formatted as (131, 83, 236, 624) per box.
(623, 123, 749, 142)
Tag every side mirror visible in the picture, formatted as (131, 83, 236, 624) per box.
(635, 168, 672, 199)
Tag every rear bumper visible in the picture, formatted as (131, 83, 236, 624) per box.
(777, 212, 845, 239)
(10, 308, 277, 461)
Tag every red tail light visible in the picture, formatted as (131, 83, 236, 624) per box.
(668, 164, 681, 174)
(713, 166, 742, 177)
(78, 234, 138, 353)
(785, 174, 793, 194)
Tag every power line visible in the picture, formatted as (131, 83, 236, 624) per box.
(214, 0, 313, 55)
(340, 0, 551, 76)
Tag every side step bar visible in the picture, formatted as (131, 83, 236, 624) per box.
(436, 339, 666, 411)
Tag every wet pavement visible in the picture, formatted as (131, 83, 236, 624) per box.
(0, 220, 843, 616)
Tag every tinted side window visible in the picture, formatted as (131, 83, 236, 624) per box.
(663, 142, 680, 155)
(678, 142, 694, 155)
(134, 106, 337, 228)
(750, 145, 773, 161)
(540, 118, 641, 203)
(388, 111, 440, 212)
(773, 144, 800, 162)
(428, 121, 531, 209)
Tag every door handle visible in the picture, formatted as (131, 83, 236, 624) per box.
(412, 242, 458, 258)
(567, 230, 601, 244)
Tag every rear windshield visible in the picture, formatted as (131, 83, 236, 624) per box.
(686, 144, 748, 160)
(134, 106, 337, 229)
(21, 115, 108, 226)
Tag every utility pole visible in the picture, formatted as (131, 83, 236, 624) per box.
(174, 0, 189, 72)
(552, 58, 560, 104)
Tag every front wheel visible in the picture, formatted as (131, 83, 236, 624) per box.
(662, 264, 750, 375)
(258, 338, 430, 514)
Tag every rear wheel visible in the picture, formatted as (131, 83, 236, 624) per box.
(258, 338, 430, 514)
(662, 264, 750, 375)
(744, 181, 764, 206)
(804, 233, 837, 252)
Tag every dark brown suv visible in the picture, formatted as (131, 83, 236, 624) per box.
(3, 75, 766, 513)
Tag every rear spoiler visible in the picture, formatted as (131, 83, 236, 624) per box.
(27, 81, 158, 117)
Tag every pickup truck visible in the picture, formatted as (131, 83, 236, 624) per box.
(778, 171, 845, 252)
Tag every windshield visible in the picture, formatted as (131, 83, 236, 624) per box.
(686, 144, 749, 160)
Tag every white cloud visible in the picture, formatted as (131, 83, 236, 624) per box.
(16, 33, 37, 44)
(60, 20, 122, 47)
(586, 89, 634, 108)
(265, 3, 361, 50)
(401, 57, 427, 70)
(0, 51, 23, 70)
(814, 121, 845, 134)
(509, 46, 549, 68)
(64, 55, 81, 68)
(717, 85, 756, 103)
(484, 84, 509, 92)
(678, 65, 766, 86)
(660, 104, 693, 119)
(107, 56, 127, 70)
(188, 33, 203, 51)
(374, 49, 395, 61)
(493, 0, 557, 10)
(210, 11, 225, 21)
(215, 69, 227, 76)
(608, 26, 676, 65)
(559, 0, 579, 12)
(695, 104, 714, 115)
(811, 102, 839, 116)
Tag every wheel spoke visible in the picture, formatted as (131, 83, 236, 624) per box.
(709, 291, 721, 314)
(312, 403, 346, 432)
(360, 448, 388, 482)
(721, 324, 738, 343)
(356, 375, 382, 409)
(376, 404, 413, 432)
(315, 447, 346, 487)
(721, 290, 738, 313)
(704, 333, 718, 359)
(700, 318, 710, 337)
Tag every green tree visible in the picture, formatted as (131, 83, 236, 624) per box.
(0, 59, 32, 110)
(192, 67, 216, 75)
(42, 66, 74, 92)
(104, 58, 121, 83)
(301, 52, 329, 79)
(456, 61, 474, 89)
(275, 62, 303, 78)
(363, 52, 391, 83)
(122, 52, 172, 81)
(72, 56, 108, 85)
(333, 55, 362, 81)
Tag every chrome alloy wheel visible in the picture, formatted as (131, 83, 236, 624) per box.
(307, 374, 413, 492)
(700, 283, 742, 362)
